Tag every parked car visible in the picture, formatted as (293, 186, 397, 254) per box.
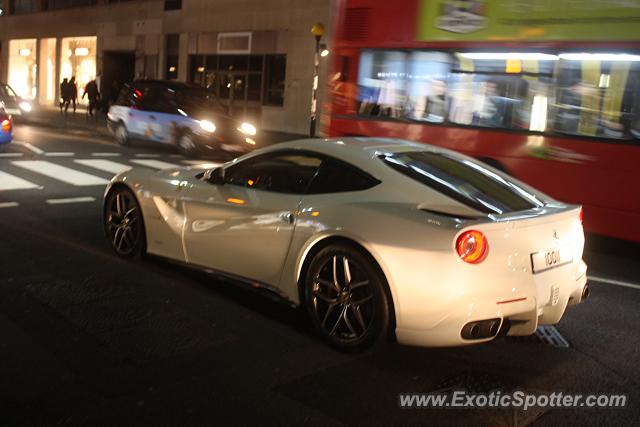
(0, 83, 32, 116)
(103, 137, 589, 351)
(0, 108, 13, 144)
(107, 80, 260, 157)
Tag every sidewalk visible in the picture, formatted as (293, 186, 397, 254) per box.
(16, 106, 305, 145)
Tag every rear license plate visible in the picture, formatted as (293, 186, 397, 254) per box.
(531, 245, 573, 274)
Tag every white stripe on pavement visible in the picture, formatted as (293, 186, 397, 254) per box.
(130, 159, 181, 170)
(134, 153, 161, 158)
(12, 161, 109, 186)
(75, 159, 132, 174)
(45, 152, 75, 157)
(181, 160, 222, 166)
(0, 171, 41, 191)
(13, 141, 45, 155)
(589, 275, 640, 291)
(91, 153, 121, 157)
(0, 153, 24, 158)
(46, 196, 96, 205)
(0, 202, 19, 208)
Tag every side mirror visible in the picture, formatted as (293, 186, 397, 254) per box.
(207, 167, 225, 185)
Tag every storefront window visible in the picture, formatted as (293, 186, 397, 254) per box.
(60, 36, 97, 105)
(8, 39, 37, 99)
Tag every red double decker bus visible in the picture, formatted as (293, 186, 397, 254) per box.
(326, 0, 640, 242)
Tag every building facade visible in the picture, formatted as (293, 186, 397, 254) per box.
(0, 0, 332, 134)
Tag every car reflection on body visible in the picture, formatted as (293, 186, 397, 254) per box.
(0, 108, 13, 144)
(0, 83, 32, 117)
(107, 80, 259, 157)
(103, 138, 589, 351)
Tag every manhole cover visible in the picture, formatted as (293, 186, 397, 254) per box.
(507, 325, 570, 348)
(433, 369, 512, 393)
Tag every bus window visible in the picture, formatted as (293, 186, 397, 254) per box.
(554, 54, 640, 140)
(405, 52, 453, 123)
(448, 53, 555, 132)
(356, 50, 408, 118)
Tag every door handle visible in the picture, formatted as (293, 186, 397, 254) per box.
(281, 212, 294, 224)
(149, 115, 156, 120)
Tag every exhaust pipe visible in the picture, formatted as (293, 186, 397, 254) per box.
(581, 283, 590, 302)
(461, 318, 501, 340)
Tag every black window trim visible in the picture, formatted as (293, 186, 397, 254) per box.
(379, 151, 542, 214)
(219, 148, 380, 195)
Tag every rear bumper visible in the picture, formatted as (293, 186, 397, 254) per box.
(395, 260, 588, 347)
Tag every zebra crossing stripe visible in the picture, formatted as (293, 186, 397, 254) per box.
(0, 202, 19, 208)
(0, 170, 40, 191)
(12, 160, 109, 186)
(130, 159, 181, 170)
(75, 159, 132, 174)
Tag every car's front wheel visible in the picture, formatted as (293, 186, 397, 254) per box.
(303, 244, 391, 351)
(104, 186, 145, 258)
(178, 132, 198, 156)
(115, 122, 130, 146)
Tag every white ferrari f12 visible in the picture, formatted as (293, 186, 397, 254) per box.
(103, 138, 589, 351)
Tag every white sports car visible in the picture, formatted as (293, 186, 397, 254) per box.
(103, 138, 589, 351)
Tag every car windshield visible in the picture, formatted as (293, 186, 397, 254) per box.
(0, 84, 17, 98)
(380, 151, 544, 214)
(175, 88, 226, 114)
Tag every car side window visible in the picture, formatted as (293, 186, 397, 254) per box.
(306, 158, 381, 194)
(223, 152, 323, 194)
(138, 86, 165, 112)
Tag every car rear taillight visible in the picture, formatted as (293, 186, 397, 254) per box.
(1, 118, 11, 132)
(579, 207, 584, 224)
(456, 230, 488, 264)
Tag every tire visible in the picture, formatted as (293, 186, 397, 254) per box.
(104, 186, 146, 258)
(303, 243, 391, 352)
(115, 122, 130, 146)
(178, 131, 198, 156)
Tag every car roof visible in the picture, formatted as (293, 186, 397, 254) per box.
(133, 79, 203, 91)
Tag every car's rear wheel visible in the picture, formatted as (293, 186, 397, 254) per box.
(303, 244, 390, 351)
(104, 187, 145, 258)
(115, 122, 130, 146)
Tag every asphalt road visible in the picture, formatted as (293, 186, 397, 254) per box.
(1, 124, 639, 426)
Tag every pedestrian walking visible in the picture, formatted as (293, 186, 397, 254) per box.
(83, 79, 100, 117)
(69, 77, 78, 113)
(60, 78, 69, 113)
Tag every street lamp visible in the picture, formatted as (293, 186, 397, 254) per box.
(309, 22, 326, 137)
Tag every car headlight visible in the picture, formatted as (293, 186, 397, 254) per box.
(19, 101, 32, 113)
(238, 122, 257, 136)
(199, 120, 216, 133)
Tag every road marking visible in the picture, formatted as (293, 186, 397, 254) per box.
(0, 202, 19, 208)
(589, 275, 640, 291)
(134, 153, 161, 158)
(13, 141, 45, 155)
(0, 171, 41, 191)
(75, 159, 132, 174)
(12, 161, 109, 186)
(130, 159, 181, 170)
(182, 160, 222, 166)
(0, 153, 24, 158)
(45, 152, 75, 157)
(91, 152, 121, 157)
(46, 196, 96, 205)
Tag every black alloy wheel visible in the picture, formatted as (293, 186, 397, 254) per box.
(304, 244, 391, 351)
(104, 187, 145, 258)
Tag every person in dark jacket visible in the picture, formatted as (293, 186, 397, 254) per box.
(69, 77, 78, 113)
(60, 78, 69, 113)
(83, 79, 100, 117)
